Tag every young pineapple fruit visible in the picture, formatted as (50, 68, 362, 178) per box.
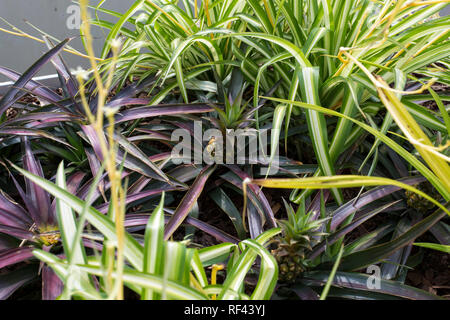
(405, 182, 442, 214)
(271, 200, 328, 283)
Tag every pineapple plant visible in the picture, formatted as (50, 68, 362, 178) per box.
(405, 181, 443, 214)
(271, 199, 329, 283)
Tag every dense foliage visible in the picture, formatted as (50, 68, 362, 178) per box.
(0, 0, 449, 300)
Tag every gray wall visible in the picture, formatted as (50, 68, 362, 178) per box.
(0, 0, 132, 88)
(0, 1, 448, 91)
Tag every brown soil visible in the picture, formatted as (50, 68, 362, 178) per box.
(406, 231, 450, 298)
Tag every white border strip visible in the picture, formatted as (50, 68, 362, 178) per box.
(0, 73, 60, 87)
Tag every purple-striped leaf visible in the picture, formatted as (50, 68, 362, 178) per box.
(226, 165, 276, 228)
(41, 265, 64, 300)
(50, 171, 86, 214)
(301, 271, 442, 300)
(168, 165, 203, 184)
(81, 126, 174, 184)
(247, 201, 263, 239)
(429, 222, 450, 245)
(76, 171, 129, 202)
(1, 112, 80, 128)
(308, 190, 330, 220)
(125, 213, 239, 244)
(114, 104, 214, 124)
(0, 208, 29, 229)
(0, 191, 32, 227)
(0, 225, 34, 241)
(309, 201, 400, 259)
(130, 129, 172, 142)
(23, 138, 53, 226)
(105, 97, 150, 109)
(0, 264, 37, 300)
(0, 246, 35, 268)
(127, 160, 195, 195)
(0, 128, 72, 147)
(23, 120, 80, 130)
(220, 172, 267, 229)
(85, 147, 106, 198)
(96, 185, 181, 214)
(336, 204, 449, 271)
(115, 149, 171, 183)
(10, 174, 42, 227)
(0, 38, 70, 116)
(128, 176, 152, 195)
(81, 238, 103, 251)
(381, 215, 420, 280)
(330, 176, 425, 230)
(44, 38, 78, 99)
(113, 132, 171, 183)
(0, 66, 61, 103)
(85, 147, 102, 178)
(110, 75, 156, 101)
(291, 284, 320, 300)
(345, 224, 395, 254)
(66, 172, 87, 195)
(149, 152, 172, 163)
(80, 125, 105, 161)
(164, 165, 216, 240)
